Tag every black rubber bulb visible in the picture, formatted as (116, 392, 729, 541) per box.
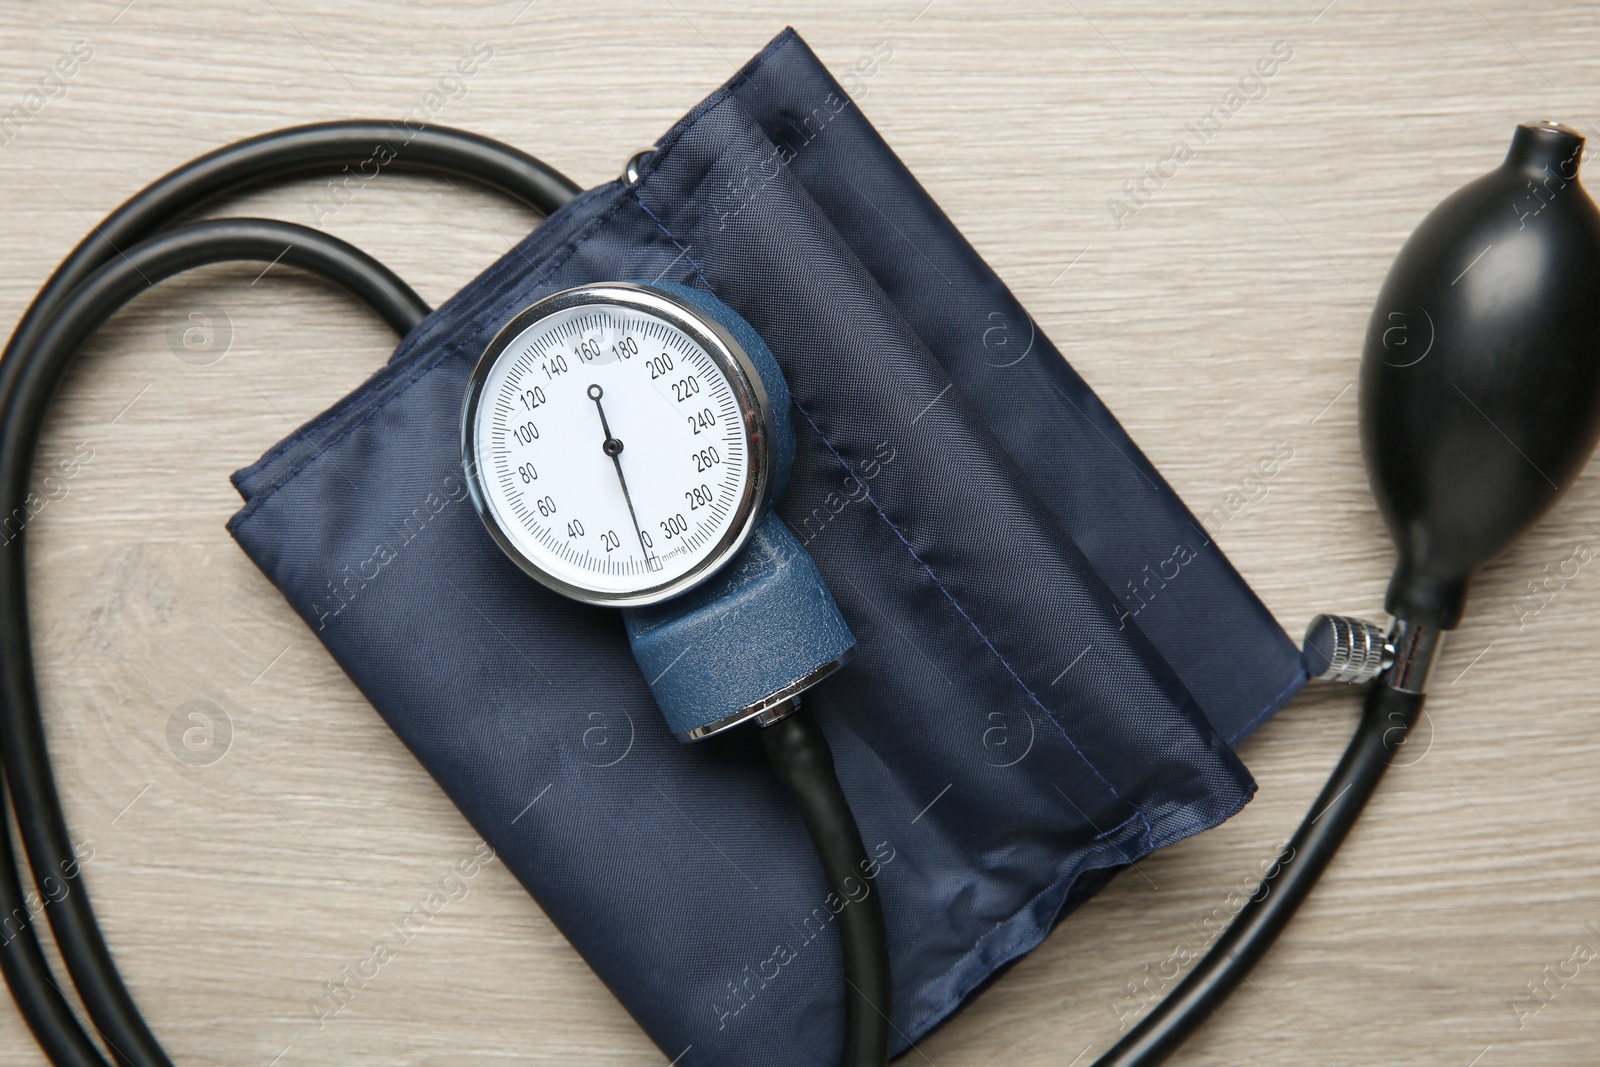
(1360, 120, 1600, 628)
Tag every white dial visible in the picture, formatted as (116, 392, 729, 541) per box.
(462, 284, 771, 607)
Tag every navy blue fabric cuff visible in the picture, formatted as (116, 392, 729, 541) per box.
(229, 27, 1305, 1067)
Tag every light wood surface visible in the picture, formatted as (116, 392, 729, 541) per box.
(3, 1, 1599, 1064)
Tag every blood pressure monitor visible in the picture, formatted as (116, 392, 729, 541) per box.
(462, 281, 856, 740)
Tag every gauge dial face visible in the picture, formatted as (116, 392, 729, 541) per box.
(463, 286, 768, 606)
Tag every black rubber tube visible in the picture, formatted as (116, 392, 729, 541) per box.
(2, 120, 578, 385)
(1093, 681, 1425, 1066)
(0, 219, 429, 1067)
(0, 122, 575, 1066)
(760, 709, 893, 1067)
(0, 805, 107, 1067)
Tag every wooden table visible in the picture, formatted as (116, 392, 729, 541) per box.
(2, 1, 1597, 1063)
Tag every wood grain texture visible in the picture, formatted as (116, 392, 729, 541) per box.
(2, 1, 1599, 1064)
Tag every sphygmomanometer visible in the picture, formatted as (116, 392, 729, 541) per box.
(1, 26, 1597, 1067)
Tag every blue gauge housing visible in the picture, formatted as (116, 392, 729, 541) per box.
(618, 283, 855, 740)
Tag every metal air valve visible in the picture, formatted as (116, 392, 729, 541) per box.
(1302, 614, 1391, 684)
(1302, 614, 1446, 694)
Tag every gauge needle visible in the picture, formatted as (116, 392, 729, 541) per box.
(587, 384, 657, 570)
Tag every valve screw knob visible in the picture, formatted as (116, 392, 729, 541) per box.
(1302, 614, 1392, 684)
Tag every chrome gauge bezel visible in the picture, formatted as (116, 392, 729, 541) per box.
(461, 282, 774, 608)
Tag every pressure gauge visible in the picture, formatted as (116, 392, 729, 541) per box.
(461, 283, 776, 608)
(464, 280, 854, 741)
